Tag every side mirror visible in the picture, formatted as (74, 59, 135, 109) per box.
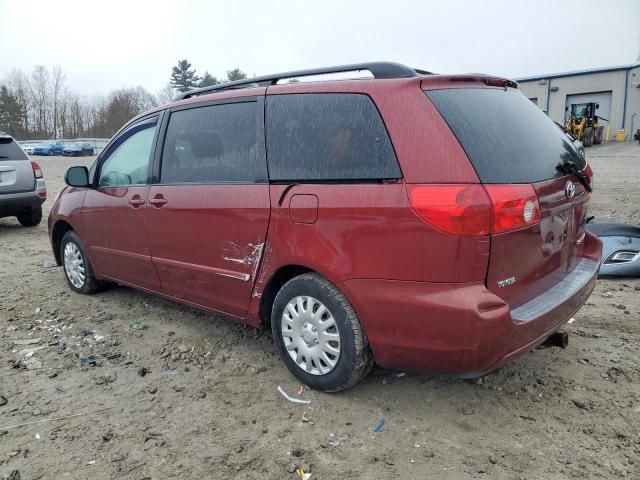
(65, 166, 90, 187)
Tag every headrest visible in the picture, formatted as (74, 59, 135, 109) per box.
(186, 131, 224, 158)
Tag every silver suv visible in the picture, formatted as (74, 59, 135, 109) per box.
(0, 132, 46, 226)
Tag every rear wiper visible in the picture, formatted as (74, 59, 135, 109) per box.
(0, 155, 9, 159)
(556, 160, 592, 192)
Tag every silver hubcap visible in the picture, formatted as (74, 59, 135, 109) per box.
(64, 242, 85, 289)
(281, 296, 341, 376)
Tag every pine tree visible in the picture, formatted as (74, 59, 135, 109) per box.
(198, 71, 219, 87)
(170, 60, 200, 92)
(225, 68, 247, 82)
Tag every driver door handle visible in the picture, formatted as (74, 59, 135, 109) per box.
(128, 196, 145, 208)
(149, 194, 168, 207)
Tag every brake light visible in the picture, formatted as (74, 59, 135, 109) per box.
(408, 184, 541, 236)
(409, 185, 492, 236)
(484, 184, 541, 234)
(31, 161, 43, 179)
(584, 163, 593, 186)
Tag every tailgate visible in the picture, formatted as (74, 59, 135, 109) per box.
(0, 161, 35, 194)
(425, 86, 593, 311)
(0, 137, 35, 194)
(486, 175, 590, 308)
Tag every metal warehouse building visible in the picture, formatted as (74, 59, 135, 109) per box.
(516, 63, 640, 141)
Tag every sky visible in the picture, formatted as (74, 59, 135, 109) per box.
(1, 0, 639, 96)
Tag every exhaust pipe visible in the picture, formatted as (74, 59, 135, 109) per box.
(540, 331, 569, 349)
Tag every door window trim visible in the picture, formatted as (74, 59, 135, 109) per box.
(93, 113, 163, 188)
(152, 97, 267, 186)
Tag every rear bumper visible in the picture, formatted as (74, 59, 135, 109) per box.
(0, 187, 45, 218)
(339, 234, 602, 376)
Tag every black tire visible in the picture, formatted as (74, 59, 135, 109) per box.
(583, 127, 593, 147)
(593, 126, 603, 145)
(16, 206, 42, 227)
(60, 231, 103, 294)
(271, 273, 373, 392)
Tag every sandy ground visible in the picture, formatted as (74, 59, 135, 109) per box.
(1, 143, 639, 480)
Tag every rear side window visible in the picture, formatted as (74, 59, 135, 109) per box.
(0, 138, 28, 161)
(161, 102, 259, 183)
(426, 88, 585, 183)
(266, 94, 400, 181)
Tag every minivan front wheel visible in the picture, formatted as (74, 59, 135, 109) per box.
(272, 273, 373, 391)
(61, 231, 102, 294)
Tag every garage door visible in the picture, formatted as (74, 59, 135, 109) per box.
(565, 91, 612, 127)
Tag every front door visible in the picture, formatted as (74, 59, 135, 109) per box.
(82, 116, 161, 290)
(146, 98, 270, 318)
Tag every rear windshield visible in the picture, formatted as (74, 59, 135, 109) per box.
(426, 88, 585, 183)
(0, 138, 28, 161)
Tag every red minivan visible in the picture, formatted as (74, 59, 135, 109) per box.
(49, 62, 601, 391)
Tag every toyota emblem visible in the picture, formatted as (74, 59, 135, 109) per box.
(565, 181, 576, 199)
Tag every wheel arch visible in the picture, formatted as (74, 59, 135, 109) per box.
(258, 264, 315, 328)
(51, 220, 74, 265)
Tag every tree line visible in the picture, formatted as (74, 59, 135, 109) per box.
(0, 60, 248, 140)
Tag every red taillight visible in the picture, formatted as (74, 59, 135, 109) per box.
(408, 184, 541, 237)
(584, 163, 593, 187)
(409, 185, 492, 236)
(31, 161, 43, 179)
(484, 184, 541, 234)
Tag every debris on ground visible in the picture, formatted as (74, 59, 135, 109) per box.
(277, 385, 311, 404)
(373, 419, 385, 432)
(12, 338, 42, 346)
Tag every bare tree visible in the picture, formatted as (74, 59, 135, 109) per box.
(31, 65, 50, 137)
(6, 69, 32, 136)
(156, 83, 176, 105)
(51, 65, 65, 138)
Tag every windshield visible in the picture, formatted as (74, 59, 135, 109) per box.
(426, 88, 585, 184)
(571, 104, 589, 118)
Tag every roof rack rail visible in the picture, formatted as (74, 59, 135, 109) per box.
(174, 62, 430, 100)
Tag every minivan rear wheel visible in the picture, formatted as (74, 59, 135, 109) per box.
(61, 231, 103, 294)
(271, 273, 373, 391)
(17, 206, 42, 227)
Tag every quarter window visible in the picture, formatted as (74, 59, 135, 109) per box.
(161, 102, 259, 183)
(266, 93, 400, 181)
(99, 121, 157, 187)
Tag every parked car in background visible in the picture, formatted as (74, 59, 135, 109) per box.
(33, 142, 65, 156)
(49, 62, 601, 391)
(62, 143, 94, 156)
(22, 144, 35, 155)
(0, 132, 46, 226)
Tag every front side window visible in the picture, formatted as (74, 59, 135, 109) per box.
(99, 120, 157, 187)
(161, 102, 259, 183)
(266, 93, 400, 181)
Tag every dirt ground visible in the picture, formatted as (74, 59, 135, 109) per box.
(1, 143, 639, 480)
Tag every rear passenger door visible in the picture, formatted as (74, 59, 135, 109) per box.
(146, 97, 270, 318)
